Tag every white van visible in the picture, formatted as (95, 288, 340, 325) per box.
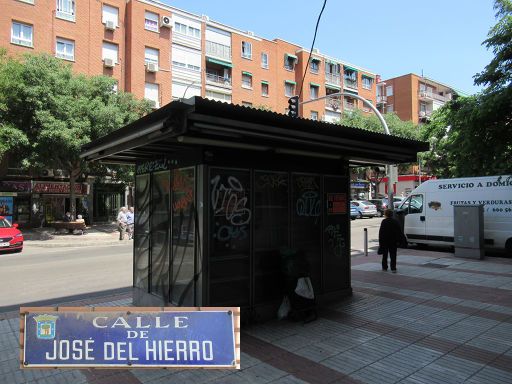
(396, 175, 512, 255)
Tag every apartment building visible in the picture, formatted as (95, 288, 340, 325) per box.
(376, 73, 461, 125)
(2, 0, 377, 120)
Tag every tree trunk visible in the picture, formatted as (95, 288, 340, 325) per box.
(69, 169, 76, 220)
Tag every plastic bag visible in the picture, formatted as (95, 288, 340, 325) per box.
(377, 246, 383, 255)
(295, 277, 315, 300)
(277, 296, 291, 320)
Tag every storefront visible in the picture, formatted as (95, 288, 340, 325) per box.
(81, 97, 428, 319)
(93, 183, 126, 223)
(350, 180, 370, 200)
(0, 181, 32, 226)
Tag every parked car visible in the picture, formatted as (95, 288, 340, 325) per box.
(0, 216, 24, 253)
(387, 196, 405, 209)
(350, 205, 358, 220)
(351, 201, 378, 218)
(368, 199, 388, 217)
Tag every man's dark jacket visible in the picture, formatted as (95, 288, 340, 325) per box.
(379, 217, 406, 248)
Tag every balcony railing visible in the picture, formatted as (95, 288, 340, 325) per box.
(206, 41, 232, 61)
(418, 91, 450, 103)
(325, 73, 340, 85)
(377, 95, 387, 104)
(206, 72, 232, 87)
(344, 78, 358, 89)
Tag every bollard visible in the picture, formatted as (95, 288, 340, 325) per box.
(364, 228, 368, 256)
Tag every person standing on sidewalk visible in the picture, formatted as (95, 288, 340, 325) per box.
(126, 207, 134, 240)
(378, 209, 407, 272)
(117, 207, 128, 240)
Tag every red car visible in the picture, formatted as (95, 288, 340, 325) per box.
(0, 216, 24, 253)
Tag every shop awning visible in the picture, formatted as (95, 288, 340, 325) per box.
(261, 80, 269, 85)
(325, 84, 341, 90)
(242, 71, 252, 76)
(344, 65, 358, 72)
(311, 57, 321, 62)
(310, 82, 321, 87)
(362, 73, 375, 79)
(206, 57, 233, 68)
(285, 80, 296, 85)
(285, 53, 298, 61)
(81, 97, 429, 167)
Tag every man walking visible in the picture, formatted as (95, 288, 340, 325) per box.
(126, 207, 134, 240)
(378, 209, 407, 272)
(117, 207, 128, 240)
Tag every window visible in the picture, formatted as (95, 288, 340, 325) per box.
(261, 82, 269, 96)
(310, 59, 320, 73)
(241, 72, 252, 88)
(310, 84, 319, 100)
(205, 90, 231, 103)
(145, 47, 159, 65)
(111, 81, 118, 93)
(56, 0, 75, 21)
(261, 52, 268, 69)
(172, 46, 201, 72)
(144, 11, 159, 32)
(241, 41, 252, 59)
(144, 82, 159, 108)
(310, 111, 318, 120)
(102, 4, 119, 27)
(188, 26, 200, 38)
(386, 85, 393, 96)
(284, 54, 297, 70)
(362, 76, 373, 90)
(102, 42, 118, 63)
(174, 22, 187, 34)
(11, 22, 33, 47)
(55, 38, 74, 61)
(284, 81, 295, 97)
(242, 101, 253, 107)
(174, 22, 200, 38)
(386, 104, 394, 113)
(402, 194, 423, 214)
(420, 102, 427, 113)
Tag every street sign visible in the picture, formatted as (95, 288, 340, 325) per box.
(20, 307, 240, 369)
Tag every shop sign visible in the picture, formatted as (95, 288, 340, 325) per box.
(327, 193, 346, 215)
(21, 308, 239, 369)
(0, 196, 14, 222)
(350, 182, 367, 189)
(136, 158, 178, 175)
(0, 181, 31, 193)
(32, 182, 88, 195)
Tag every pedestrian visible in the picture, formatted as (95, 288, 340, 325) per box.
(126, 207, 134, 240)
(378, 209, 407, 273)
(117, 207, 128, 240)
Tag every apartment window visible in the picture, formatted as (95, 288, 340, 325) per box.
(241, 72, 252, 88)
(284, 81, 295, 97)
(386, 85, 393, 96)
(145, 47, 159, 65)
(102, 42, 118, 63)
(261, 52, 269, 69)
(261, 81, 269, 96)
(111, 81, 118, 93)
(55, 38, 74, 61)
(325, 62, 339, 75)
(310, 111, 318, 120)
(386, 104, 394, 113)
(284, 54, 297, 70)
(56, 0, 75, 21)
(362, 76, 373, 90)
(188, 26, 200, 38)
(206, 90, 231, 103)
(310, 84, 319, 100)
(11, 22, 33, 47)
(242, 101, 253, 107)
(102, 4, 119, 27)
(144, 82, 159, 108)
(174, 22, 187, 34)
(241, 41, 252, 59)
(145, 11, 159, 32)
(310, 58, 320, 73)
(420, 102, 427, 113)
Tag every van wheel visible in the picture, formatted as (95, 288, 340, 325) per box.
(505, 238, 512, 258)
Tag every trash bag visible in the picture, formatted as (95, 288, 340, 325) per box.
(277, 296, 291, 320)
(295, 277, 315, 299)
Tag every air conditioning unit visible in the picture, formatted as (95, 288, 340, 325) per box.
(145, 62, 158, 73)
(160, 16, 172, 28)
(247, 30, 254, 36)
(104, 20, 116, 31)
(103, 58, 115, 68)
(41, 169, 54, 177)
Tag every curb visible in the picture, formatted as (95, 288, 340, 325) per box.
(25, 240, 131, 248)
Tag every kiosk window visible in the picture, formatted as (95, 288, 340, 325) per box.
(134, 174, 150, 291)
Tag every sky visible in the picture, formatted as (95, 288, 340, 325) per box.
(163, 0, 498, 95)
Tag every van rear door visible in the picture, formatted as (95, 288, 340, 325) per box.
(401, 194, 426, 243)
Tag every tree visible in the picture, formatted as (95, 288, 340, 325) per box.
(0, 52, 152, 217)
(422, 0, 512, 177)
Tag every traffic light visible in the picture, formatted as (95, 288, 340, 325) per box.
(288, 96, 299, 118)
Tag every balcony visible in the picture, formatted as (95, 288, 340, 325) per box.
(344, 78, 358, 90)
(206, 41, 232, 61)
(418, 91, 450, 103)
(377, 95, 387, 104)
(325, 73, 341, 85)
(344, 102, 356, 111)
(205, 72, 232, 88)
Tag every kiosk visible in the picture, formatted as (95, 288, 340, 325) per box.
(81, 97, 428, 320)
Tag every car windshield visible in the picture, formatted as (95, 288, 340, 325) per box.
(0, 218, 12, 228)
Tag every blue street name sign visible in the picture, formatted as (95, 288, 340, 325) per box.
(22, 309, 238, 368)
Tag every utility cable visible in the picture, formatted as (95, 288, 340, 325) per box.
(298, 0, 328, 100)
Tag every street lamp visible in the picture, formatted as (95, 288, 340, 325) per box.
(300, 91, 396, 209)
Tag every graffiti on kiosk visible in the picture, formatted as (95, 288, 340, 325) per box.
(256, 174, 288, 189)
(211, 175, 251, 226)
(213, 224, 248, 242)
(324, 224, 344, 257)
(296, 191, 321, 220)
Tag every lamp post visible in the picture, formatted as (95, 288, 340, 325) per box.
(301, 92, 395, 209)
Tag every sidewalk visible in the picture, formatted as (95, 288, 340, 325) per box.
(1, 249, 512, 383)
(22, 223, 126, 248)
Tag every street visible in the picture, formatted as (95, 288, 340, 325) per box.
(0, 219, 383, 309)
(0, 243, 132, 308)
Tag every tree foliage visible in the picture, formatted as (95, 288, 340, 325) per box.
(0, 52, 152, 215)
(422, 0, 512, 177)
